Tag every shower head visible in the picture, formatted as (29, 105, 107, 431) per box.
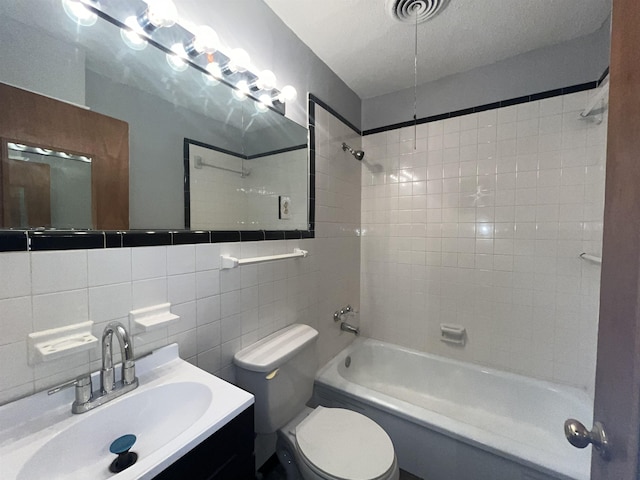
(342, 142, 365, 161)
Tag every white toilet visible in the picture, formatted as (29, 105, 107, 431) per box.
(233, 324, 400, 480)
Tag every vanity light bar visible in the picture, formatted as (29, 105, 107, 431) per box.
(63, 0, 297, 112)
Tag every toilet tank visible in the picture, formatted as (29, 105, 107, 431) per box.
(233, 324, 318, 434)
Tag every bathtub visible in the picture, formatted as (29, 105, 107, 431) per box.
(313, 338, 593, 480)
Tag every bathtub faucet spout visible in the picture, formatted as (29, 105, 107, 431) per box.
(340, 322, 360, 336)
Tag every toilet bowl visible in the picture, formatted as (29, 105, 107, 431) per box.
(233, 324, 400, 480)
(276, 406, 400, 480)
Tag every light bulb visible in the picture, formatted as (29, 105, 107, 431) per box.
(166, 43, 188, 72)
(121, 16, 148, 51)
(62, 0, 98, 27)
(259, 93, 273, 107)
(232, 80, 250, 101)
(255, 93, 272, 113)
(255, 101, 269, 113)
(139, 0, 177, 31)
(185, 25, 219, 56)
(229, 48, 251, 73)
(256, 70, 277, 91)
(203, 62, 221, 85)
(277, 85, 297, 103)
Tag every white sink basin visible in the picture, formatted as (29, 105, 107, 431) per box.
(0, 344, 254, 480)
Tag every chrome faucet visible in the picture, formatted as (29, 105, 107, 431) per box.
(50, 322, 139, 414)
(334, 304, 360, 336)
(101, 321, 136, 394)
(340, 322, 360, 336)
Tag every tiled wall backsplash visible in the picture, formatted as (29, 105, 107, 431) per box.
(0, 102, 361, 406)
(360, 90, 607, 393)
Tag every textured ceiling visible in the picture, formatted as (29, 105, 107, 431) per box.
(263, 0, 611, 99)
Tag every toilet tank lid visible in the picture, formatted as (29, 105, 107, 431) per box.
(233, 324, 319, 372)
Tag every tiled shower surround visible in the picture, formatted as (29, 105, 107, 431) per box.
(0, 103, 361, 406)
(360, 90, 607, 393)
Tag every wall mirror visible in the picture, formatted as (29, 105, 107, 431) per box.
(0, 0, 309, 234)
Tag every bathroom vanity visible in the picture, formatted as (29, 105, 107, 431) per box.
(0, 344, 255, 480)
(153, 405, 254, 479)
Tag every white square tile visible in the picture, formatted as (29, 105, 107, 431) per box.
(197, 346, 220, 374)
(197, 295, 221, 326)
(195, 243, 220, 271)
(221, 290, 242, 318)
(171, 328, 197, 359)
(196, 270, 220, 299)
(167, 245, 196, 275)
(88, 283, 132, 323)
(0, 297, 32, 346)
(168, 301, 196, 336)
(132, 247, 167, 280)
(221, 338, 242, 367)
(0, 253, 30, 299)
(168, 273, 196, 305)
(220, 267, 241, 293)
(33, 289, 89, 331)
(0, 341, 33, 389)
(131, 278, 167, 310)
(88, 248, 131, 287)
(32, 250, 88, 295)
(197, 321, 220, 354)
(221, 314, 243, 343)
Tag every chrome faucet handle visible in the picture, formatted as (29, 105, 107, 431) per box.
(74, 375, 93, 405)
(48, 374, 93, 406)
(122, 360, 136, 385)
(334, 305, 356, 322)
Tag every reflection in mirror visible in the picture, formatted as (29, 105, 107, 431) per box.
(187, 90, 308, 231)
(0, 81, 130, 230)
(0, 0, 309, 232)
(4, 143, 92, 229)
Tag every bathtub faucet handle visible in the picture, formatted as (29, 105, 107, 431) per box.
(334, 305, 357, 322)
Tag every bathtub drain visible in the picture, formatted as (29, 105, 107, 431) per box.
(345, 356, 351, 368)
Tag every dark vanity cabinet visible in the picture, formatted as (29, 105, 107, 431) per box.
(153, 405, 255, 480)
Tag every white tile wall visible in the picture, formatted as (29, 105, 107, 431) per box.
(0, 102, 361, 406)
(361, 90, 607, 393)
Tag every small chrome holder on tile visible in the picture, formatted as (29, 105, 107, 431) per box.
(440, 324, 466, 346)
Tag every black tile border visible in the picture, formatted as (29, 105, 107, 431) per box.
(28, 231, 105, 251)
(171, 230, 211, 245)
(210, 231, 241, 243)
(247, 144, 307, 160)
(362, 76, 605, 136)
(240, 231, 265, 242)
(0, 231, 28, 252)
(122, 231, 173, 248)
(308, 93, 362, 136)
(105, 232, 123, 248)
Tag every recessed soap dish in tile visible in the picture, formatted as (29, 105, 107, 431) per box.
(27, 321, 98, 364)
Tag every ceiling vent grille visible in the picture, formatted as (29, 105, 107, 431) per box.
(386, 0, 448, 24)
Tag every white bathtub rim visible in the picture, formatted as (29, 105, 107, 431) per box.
(323, 337, 593, 403)
(315, 337, 592, 480)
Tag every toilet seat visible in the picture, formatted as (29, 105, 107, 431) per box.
(295, 406, 396, 480)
